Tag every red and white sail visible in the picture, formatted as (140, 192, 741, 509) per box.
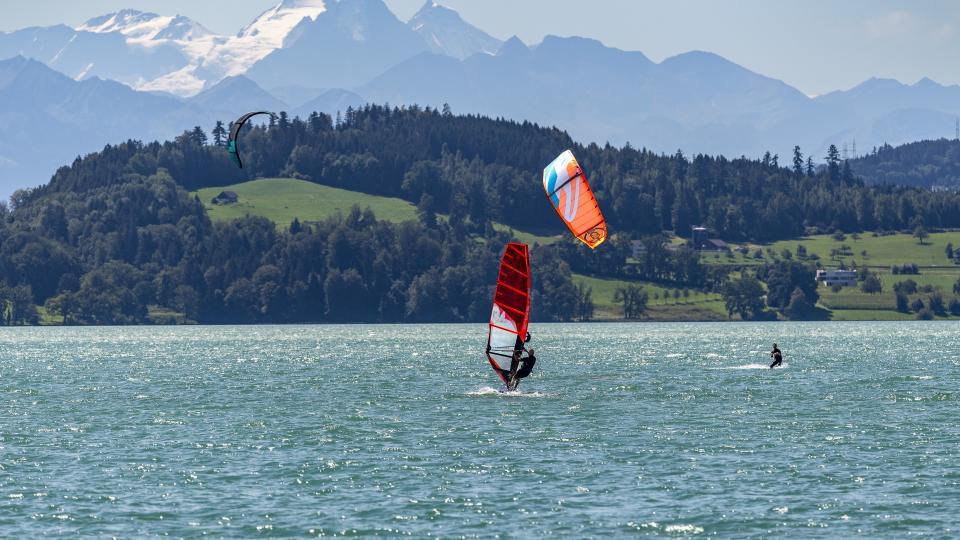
(486, 242, 531, 384)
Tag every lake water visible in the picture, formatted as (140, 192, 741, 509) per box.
(1, 322, 959, 537)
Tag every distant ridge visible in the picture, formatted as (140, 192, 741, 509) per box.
(1, 0, 959, 196)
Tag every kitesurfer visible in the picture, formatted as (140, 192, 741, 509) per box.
(769, 343, 783, 369)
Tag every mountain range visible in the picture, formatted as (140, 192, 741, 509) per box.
(1, 0, 958, 198)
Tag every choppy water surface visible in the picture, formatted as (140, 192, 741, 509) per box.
(1, 322, 960, 536)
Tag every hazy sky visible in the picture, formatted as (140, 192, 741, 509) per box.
(2, 0, 958, 96)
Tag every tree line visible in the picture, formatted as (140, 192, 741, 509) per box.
(3, 170, 593, 324)
(850, 139, 960, 190)
(33, 105, 960, 243)
(7, 104, 960, 324)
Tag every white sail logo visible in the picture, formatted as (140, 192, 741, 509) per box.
(562, 175, 580, 222)
(491, 303, 516, 330)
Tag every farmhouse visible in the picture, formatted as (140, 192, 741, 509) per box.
(211, 191, 238, 205)
(691, 226, 728, 251)
(816, 269, 857, 287)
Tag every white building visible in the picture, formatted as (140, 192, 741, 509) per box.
(816, 269, 857, 287)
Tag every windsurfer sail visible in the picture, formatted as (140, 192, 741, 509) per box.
(486, 242, 531, 388)
(542, 150, 607, 249)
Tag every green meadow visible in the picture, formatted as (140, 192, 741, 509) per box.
(194, 178, 559, 245)
(769, 232, 960, 268)
(573, 273, 727, 321)
(195, 178, 420, 224)
(192, 179, 960, 321)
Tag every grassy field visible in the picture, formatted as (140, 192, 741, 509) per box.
(671, 230, 960, 321)
(573, 273, 727, 321)
(879, 268, 959, 291)
(698, 231, 960, 268)
(687, 231, 960, 320)
(817, 286, 895, 310)
(194, 178, 559, 245)
(827, 309, 917, 321)
(37, 305, 190, 326)
(191, 183, 960, 322)
(769, 232, 960, 268)
(195, 178, 420, 224)
(492, 224, 561, 246)
(760, 233, 960, 318)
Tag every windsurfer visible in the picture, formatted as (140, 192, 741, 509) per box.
(769, 343, 783, 369)
(514, 332, 532, 350)
(506, 347, 537, 390)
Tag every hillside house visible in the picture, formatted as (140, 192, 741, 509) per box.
(816, 269, 857, 287)
(691, 226, 728, 251)
(211, 191, 238, 205)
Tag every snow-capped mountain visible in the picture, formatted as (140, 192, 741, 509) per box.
(408, 1, 502, 60)
(237, 0, 327, 44)
(245, 0, 427, 90)
(0, 0, 507, 96)
(2, 0, 959, 197)
(215, 0, 328, 80)
(78, 9, 215, 41)
(0, 23, 190, 86)
(67, 9, 221, 95)
(11, 3, 331, 97)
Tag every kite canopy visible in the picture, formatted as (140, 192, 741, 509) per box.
(486, 242, 530, 385)
(228, 111, 272, 168)
(542, 150, 607, 249)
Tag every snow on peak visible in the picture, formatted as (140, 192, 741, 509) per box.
(280, 0, 328, 8)
(238, 0, 326, 43)
(79, 9, 213, 41)
(65, 0, 468, 97)
(205, 0, 327, 84)
(154, 15, 216, 41)
(79, 9, 159, 34)
(408, 0, 501, 59)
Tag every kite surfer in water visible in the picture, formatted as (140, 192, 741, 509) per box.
(769, 343, 783, 369)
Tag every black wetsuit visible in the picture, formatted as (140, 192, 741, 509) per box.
(769, 348, 783, 369)
(514, 354, 537, 379)
(501, 353, 537, 390)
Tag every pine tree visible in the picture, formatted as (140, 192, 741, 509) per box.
(842, 160, 854, 184)
(826, 144, 841, 181)
(806, 156, 815, 177)
(417, 193, 437, 228)
(212, 121, 227, 147)
(190, 126, 208, 146)
(792, 146, 804, 176)
(671, 186, 692, 233)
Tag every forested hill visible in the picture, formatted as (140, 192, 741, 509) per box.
(4, 105, 960, 325)
(849, 138, 960, 190)
(36, 105, 960, 240)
